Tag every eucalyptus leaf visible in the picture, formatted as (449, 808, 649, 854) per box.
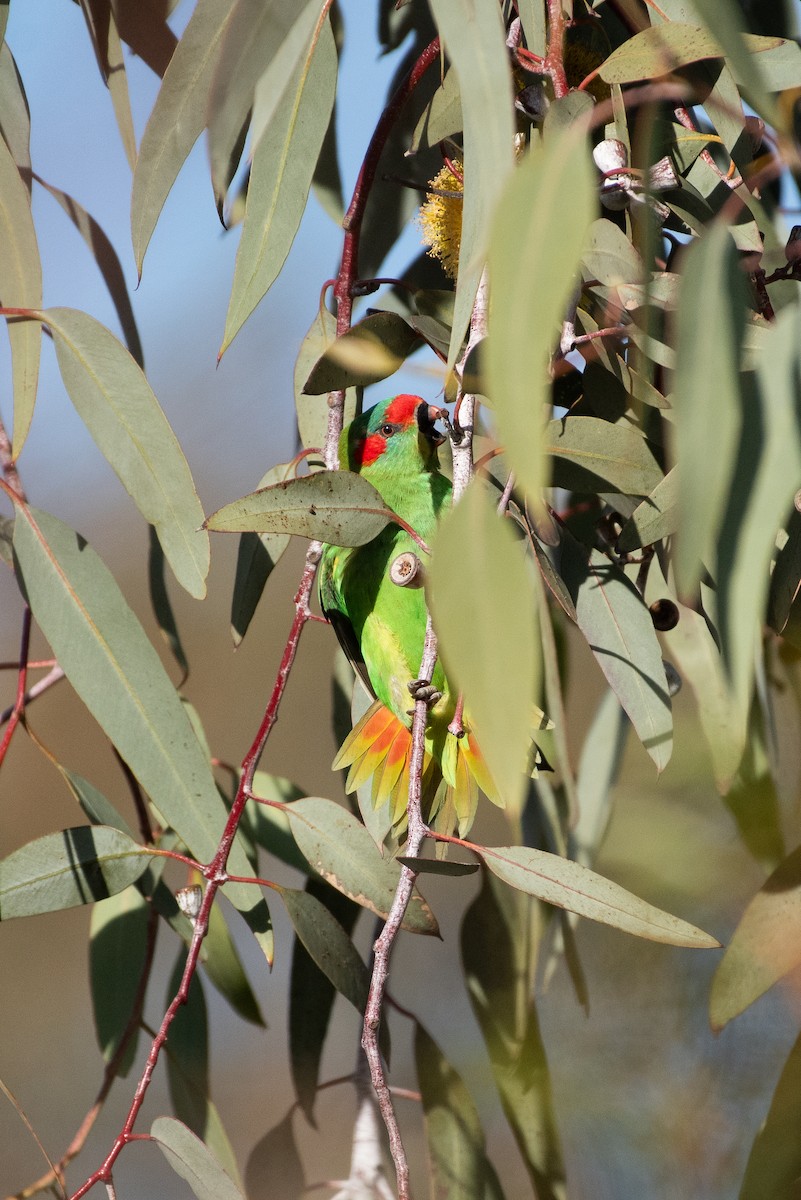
(0, 132, 41, 455)
(0, 826, 152, 919)
(221, 17, 336, 354)
(90, 886, 149, 1076)
(478, 843, 718, 947)
(487, 128, 595, 503)
(617, 467, 679, 551)
(206, 470, 396, 546)
(739, 1029, 801, 1200)
(302, 311, 419, 394)
(132, 0, 237, 275)
(279, 885, 369, 1016)
(428, 0, 515, 368)
(415, 1022, 488, 1200)
(230, 463, 292, 646)
(152, 1116, 246, 1200)
(39, 307, 209, 599)
(286, 797, 438, 934)
(429, 482, 539, 815)
(294, 306, 356, 450)
(546, 415, 663, 497)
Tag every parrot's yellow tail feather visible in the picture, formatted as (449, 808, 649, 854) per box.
(333, 699, 504, 833)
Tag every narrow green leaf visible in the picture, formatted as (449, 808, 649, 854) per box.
(38, 307, 209, 598)
(690, 1, 782, 123)
(206, 470, 395, 546)
(415, 1022, 487, 1200)
(166, 953, 210, 1138)
(397, 857, 478, 876)
(0, 132, 41, 454)
(90, 886, 149, 1075)
(739, 1029, 801, 1200)
(286, 797, 439, 935)
(487, 128, 595, 504)
(10, 505, 261, 922)
(152, 1116, 246, 1200)
(558, 534, 673, 772)
(617, 467, 679, 552)
(715, 308, 801, 711)
(461, 871, 566, 1198)
(673, 222, 749, 596)
(574, 689, 629, 864)
(279, 885, 369, 1016)
(411, 67, 462, 152)
(148, 526, 190, 679)
(203, 900, 265, 1026)
(478, 843, 719, 947)
(132, 0, 237, 276)
(546, 415, 663, 496)
(245, 1111, 305, 1200)
(429, 483, 538, 814)
(59, 766, 136, 837)
(0, 826, 152, 919)
(581, 217, 643, 286)
(221, 17, 336, 354)
(664, 601, 746, 794)
(207, 0, 318, 205)
(0, 43, 31, 178)
(599, 22, 780, 86)
(516, 0, 545, 56)
(302, 311, 419, 394)
(428, 0, 515, 368)
(710, 846, 801, 1030)
(230, 463, 291, 646)
(37, 176, 143, 366)
(289, 878, 358, 1121)
(294, 306, 356, 451)
(247, 772, 308, 875)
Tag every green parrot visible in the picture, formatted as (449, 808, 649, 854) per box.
(319, 393, 500, 835)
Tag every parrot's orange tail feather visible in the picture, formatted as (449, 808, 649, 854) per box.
(333, 700, 503, 833)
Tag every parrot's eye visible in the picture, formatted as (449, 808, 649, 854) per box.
(380, 423, 396, 437)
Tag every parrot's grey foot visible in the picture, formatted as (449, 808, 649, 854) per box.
(407, 679, 442, 708)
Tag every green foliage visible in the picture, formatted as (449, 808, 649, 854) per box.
(4, 2, 801, 1198)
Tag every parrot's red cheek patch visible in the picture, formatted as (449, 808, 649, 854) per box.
(354, 433, 386, 467)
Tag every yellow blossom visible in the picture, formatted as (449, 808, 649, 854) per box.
(417, 159, 463, 279)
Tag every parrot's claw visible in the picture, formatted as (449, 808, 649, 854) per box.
(407, 679, 442, 708)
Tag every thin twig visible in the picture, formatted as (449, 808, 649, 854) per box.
(0, 665, 65, 727)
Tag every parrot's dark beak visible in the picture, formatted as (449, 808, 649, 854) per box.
(416, 402, 446, 446)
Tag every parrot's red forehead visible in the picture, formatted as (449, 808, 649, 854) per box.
(383, 394, 423, 426)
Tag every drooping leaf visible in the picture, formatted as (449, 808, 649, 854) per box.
(286, 797, 438, 934)
(0, 132, 41, 455)
(546, 415, 663, 496)
(81, 3, 137, 169)
(148, 526, 189, 680)
(36, 175, 143, 366)
(279, 884, 369, 1016)
(10, 505, 265, 929)
(411, 66, 462, 152)
(302, 311, 420, 394)
(0, 825, 153, 919)
(558, 533, 673, 772)
(246, 772, 308, 875)
(166, 952, 209, 1139)
(289, 877, 359, 1121)
(90, 885, 150, 1076)
(415, 1022, 488, 1200)
(207, 0, 319, 206)
(477, 843, 719, 947)
(230, 463, 291, 646)
(599, 22, 780, 86)
(396, 857, 478, 876)
(715, 307, 801, 711)
(573, 688, 629, 865)
(203, 899, 265, 1026)
(36, 307, 209, 598)
(672, 222, 749, 597)
(152, 1116, 246, 1200)
(429, 482, 539, 814)
(293, 306, 357, 452)
(428, 0, 515, 368)
(221, 17, 336, 354)
(487, 127, 595, 504)
(710, 845, 801, 1030)
(581, 217, 643, 286)
(0, 42, 31, 178)
(131, 0, 236, 275)
(206, 470, 396, 546)
(461, 871, 566, 1198)
(245, 1111, 305, 1200)
(617, 467, 679, 551)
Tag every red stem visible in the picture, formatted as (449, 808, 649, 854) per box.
(0, 606, 32, 768)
